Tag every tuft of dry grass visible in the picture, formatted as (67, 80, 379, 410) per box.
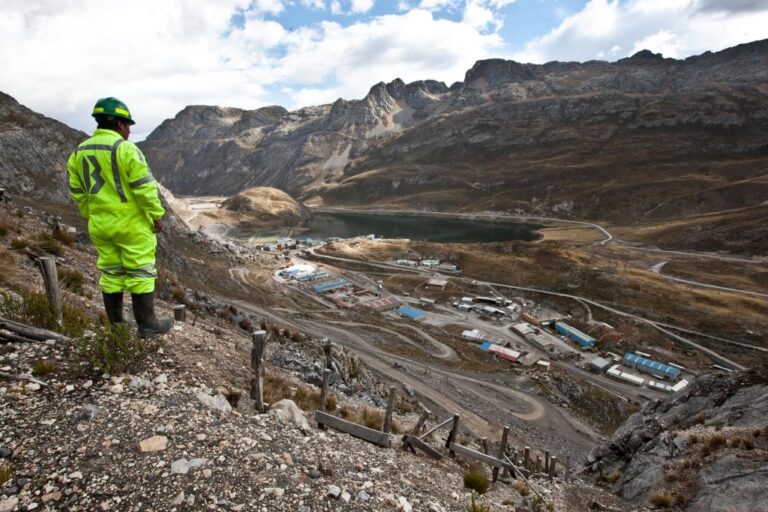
(602, 470, 621, 483)
(32, 360, 56, 376)
(263, 373, 337, 412)
(360, 406, 384, 430)
(0, 248, 16, 284)
(511, 479, 530, 496)
(9, 238, 29, 251)
(463, 470, 490, 495)
(0, 462, 11, 487)
(52, 228, 76, 246)
(706, 434, 727, 450)
(35, 232, 64, 256)
(648, 489, 675, 508)
(59, 269, 86, 295)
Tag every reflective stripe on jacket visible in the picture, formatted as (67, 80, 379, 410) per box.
(66, 129, 165, 221)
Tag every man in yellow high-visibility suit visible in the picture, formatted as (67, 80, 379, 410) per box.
(67, 97, 173, 337)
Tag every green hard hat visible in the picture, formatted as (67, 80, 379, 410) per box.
(92, 97, 135, 125)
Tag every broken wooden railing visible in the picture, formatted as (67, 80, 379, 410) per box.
(314, 368, 396, 448)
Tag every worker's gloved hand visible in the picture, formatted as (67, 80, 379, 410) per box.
(153, 219, 164, 233)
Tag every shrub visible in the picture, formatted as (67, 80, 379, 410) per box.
(0, 223, 9, 237)
(649, 489, 675, 508)
(463, 471, 490, 495)
(74, 324, 150, 375)
(466, 494, 493, 512)
(688, 433, 698, 444)
(10, 238, 29, 250)
(32, 360, 56, 375)
(59, 269, 86, 295)
(511, 479, 530, 496)
(602, 470, 621, 483)
(0, 462, 11, 487)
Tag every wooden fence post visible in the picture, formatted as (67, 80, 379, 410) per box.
(536, 456, 542, 474)
(317, 368, 331, 430)
(36, 256, 62, 328)
(524, 446, 530, 470)
(545, 450, 550, 474)
(383, 386, 396, 434)
(323, 338, 333, 369)
(494, 426, 510, 482)
(446, 414, 460, 457)
(549, 456, 557, 481)
(250, 330, 267, 413)
(173, 305, 186, 322)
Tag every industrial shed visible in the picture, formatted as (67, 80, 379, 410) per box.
(398, 305, 426, 321)
(479, 342, 522, 363)
(312, 281, 351, 294)
(554, 322, 597, 348)
(623, 353, 681, 380)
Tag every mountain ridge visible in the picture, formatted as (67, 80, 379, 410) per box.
(139, 39, 768, 252)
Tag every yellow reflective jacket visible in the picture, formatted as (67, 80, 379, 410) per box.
(67, 129, 165, 221)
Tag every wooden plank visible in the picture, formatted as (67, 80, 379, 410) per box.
(315, 411, 392, 447)
(404, 435, 442, 460)
(0, 317, 69, 342)
(449, 443, 512, 469)
(419, 416, 453, 440)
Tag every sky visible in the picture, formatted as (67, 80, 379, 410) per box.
(2, 0, 768, 140)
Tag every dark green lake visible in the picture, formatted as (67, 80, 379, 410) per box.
(296, 212, 541, 243)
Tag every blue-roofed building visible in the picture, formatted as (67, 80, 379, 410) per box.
(398, 305, 426, 321)
(623, 353, 681, 380)
(312, 281, 350, 294)
(554, 322, 597, 349)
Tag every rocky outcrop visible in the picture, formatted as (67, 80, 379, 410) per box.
(584, 367, 768, 511)
(0, 92, 85, 204)
(221, 187, 309, 230)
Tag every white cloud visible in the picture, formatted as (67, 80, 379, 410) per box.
(350, 0, 375, 13)
(513, 0, 768, 63)
(463, 1, 497, 30)
(277, 8, 503, 107)
(300, 0, 326, 8)
(0, 0, 504, 139)
(2, 0, 764, 141)
(418, 0, 460, 10)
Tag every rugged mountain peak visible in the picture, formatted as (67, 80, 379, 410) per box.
(625, 49, 666, 61)
(463, 58, 537, 86)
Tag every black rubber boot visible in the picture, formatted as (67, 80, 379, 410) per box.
(131, 292, 174, 338)
(102, 292, 126, 324)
